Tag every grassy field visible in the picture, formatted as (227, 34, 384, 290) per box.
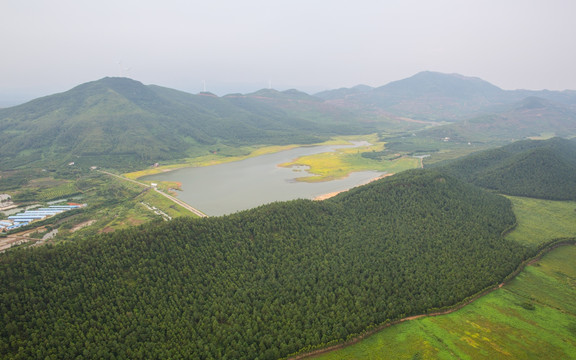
(505, 196, 576, 247)
(90, 175, 201, 234)
(139, 188, 194, 218)
(123, 134, 420, 181)
(382, 135, 501, 166)
(122, 142, 332, 180)
(313, 245, 576, 360)
(279, 135, 420, 182)
(124, 133, 496, 183)
(422, 145, 493, 165)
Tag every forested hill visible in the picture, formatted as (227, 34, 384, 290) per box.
(0, 170, 527, 359)
(0, 78, 364, 170)
(435, 137, 576, 200)
(2, 74, 575, 170)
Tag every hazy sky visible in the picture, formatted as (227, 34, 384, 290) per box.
(2, 0, 576, 103)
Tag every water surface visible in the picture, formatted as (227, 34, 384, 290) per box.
(145, 142, 384, 216)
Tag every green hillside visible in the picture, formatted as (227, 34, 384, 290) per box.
(3, 74, 574, 171)
(227, 89, 367, 134)
(436, 137, 576, 200)
(0, 170, 527, 359)
(0, 78, 371, 171)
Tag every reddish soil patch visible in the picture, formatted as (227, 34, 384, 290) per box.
(70, 220, 96, 233)
(128, 218, 145, 226)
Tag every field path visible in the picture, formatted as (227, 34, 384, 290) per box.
(0, 227, 47, 252)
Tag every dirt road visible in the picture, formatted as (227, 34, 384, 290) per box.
(98, 170, 208, 217)
(0, 227, 46, 252)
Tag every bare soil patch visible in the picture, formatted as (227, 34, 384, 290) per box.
(0, 227, 46, 252)
(70, 220, 96, 233)
(313, 173, 394, 200)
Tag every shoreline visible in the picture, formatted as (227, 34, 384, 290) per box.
(124, 139, 365, 180)
(313, 173, 394, 200)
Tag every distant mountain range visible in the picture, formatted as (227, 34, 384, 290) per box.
(416, 95, 576, 143)
(317, 71, 576, 122)
(1, 72, 575, 170)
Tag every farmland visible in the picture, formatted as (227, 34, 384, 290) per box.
(313, 244, 576, 360)
(505, 196, 576, 247)
(0, 168, 197, 249)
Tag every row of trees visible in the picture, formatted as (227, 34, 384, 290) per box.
(0, 169, 528, 359)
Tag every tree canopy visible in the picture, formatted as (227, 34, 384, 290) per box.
(435, 137, 576, 200)
(0, 170, 527, 359)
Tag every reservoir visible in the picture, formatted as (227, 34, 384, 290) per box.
(143, 142, 384, 216)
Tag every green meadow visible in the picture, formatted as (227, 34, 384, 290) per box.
(312, 196, 576, 359)
(505, 196, 576, 246)
(313, 245, 576, 360)
(278, 134, 420, 182)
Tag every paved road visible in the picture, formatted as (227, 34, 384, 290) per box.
(98, 170, 208, 218)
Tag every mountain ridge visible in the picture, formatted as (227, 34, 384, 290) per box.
(0, 77, 365, 170)
(435, 137, 576, 200)
(416, 95, 576, 142)
(2, 73, 575, 170)
(316, 71, 576, 121)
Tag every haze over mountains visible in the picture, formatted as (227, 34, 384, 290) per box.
(1, 71, 575, 170)
(417, 95, 576, 143)
(317, 71, 576, 121)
